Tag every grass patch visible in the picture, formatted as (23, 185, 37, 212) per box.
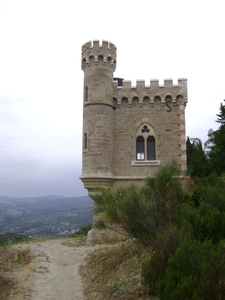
(0, 245, 32, 299)
(0, 275, 15, 299)
(0, 233, 30, 247)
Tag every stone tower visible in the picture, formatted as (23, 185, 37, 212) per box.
(80, 40, 188, 197)
(81, 40, 116, 195)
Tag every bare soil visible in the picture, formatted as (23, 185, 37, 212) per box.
(9, 238, 97, 300)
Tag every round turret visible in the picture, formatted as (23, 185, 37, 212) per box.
(80, 40, 117, 194)
(81, 40, 116, 72)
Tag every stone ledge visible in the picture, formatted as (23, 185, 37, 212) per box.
(131, 160, 161, 166)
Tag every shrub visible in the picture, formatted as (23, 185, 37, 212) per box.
(156, 240, 225, 300)
(145, 159, 183, 203)
(184, 201, 225, 244)
(141, 172, 225, 298)
(93, 160, 183, 247)
(71, 223, 92, 237)
(141, 228, 185, 295)
(94, 185, 158, 246)
(179, 176, 225, 244)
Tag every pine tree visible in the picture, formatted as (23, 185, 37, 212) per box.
(205, 100, 225, 174)
(216, 100, 225, 126)
(186, 137, 208, 177)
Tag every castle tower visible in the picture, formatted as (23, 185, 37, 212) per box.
(80, 40, 117, 195)
(80, 41, 188, 244)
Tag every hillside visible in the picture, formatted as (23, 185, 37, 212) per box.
(0, 195, 93, 238)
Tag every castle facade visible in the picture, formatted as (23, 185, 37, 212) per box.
(80, 40, 188, 196)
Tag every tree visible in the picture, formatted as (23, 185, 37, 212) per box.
(186, 137, 208, 177)
(216, 99, 225, 126)
(205, 101, 225, 174)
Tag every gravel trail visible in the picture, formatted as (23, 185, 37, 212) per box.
(27, 239, 92, 300)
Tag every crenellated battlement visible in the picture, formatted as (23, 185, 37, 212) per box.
(113, 78, 187, 106)
(81, 40, 117, 71)
(113, 78, 187, 90)
(82, 40, 117, 52)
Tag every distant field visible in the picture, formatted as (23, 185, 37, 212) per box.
(0, 195, 94, 238)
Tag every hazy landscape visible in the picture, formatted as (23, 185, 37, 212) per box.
(0, 195, 94, 238)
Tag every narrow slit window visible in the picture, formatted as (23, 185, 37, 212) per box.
(84, 133, 87, 149)
(136, 136, 145, 160)
(85, 86, 88, 102)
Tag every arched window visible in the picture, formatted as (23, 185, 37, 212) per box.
(147, 136, 155, 160)
(136, 136, 144, 160)
(136, 124, 156, 161)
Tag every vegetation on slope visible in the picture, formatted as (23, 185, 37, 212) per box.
(0, 233, 30, 247)
(83, 165, 225, 299)
(0, 243, 32, 299)
(87, 99, 225, 299)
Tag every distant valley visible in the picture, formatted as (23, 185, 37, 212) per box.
(0, 195, 94, 238)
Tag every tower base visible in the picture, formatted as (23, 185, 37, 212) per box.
(80, 176, 114, 197)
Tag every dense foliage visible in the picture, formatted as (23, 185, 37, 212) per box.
(186, 137, 209, 177)
(205, 126, 225, 174)
(94, 101, 225, 299)
(95, 168, 225, 299)
(156, 239, 225, 300)
(187, 100, 225, 177)
(93, 160, 182, 247)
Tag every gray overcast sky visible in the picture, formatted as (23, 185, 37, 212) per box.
(0, 0, 224, 197)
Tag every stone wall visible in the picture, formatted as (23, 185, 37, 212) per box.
(80, 40, 188, 194)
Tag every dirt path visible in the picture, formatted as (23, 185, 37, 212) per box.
(24, 239, 93, 300)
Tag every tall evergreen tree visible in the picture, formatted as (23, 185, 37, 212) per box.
(186, 137, 208, 177)
(205, 101, 225, 174)
(216, 100, 225, 126)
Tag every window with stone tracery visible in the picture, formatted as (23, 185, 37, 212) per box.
(136, 124, 155, 161)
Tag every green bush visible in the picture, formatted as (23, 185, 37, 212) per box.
(145, 160, 183, 230)
(184, 201, 225, 244)
(156, 240, 225, 300)
(179, 176, 225, 244)
(145, 159, 183, 203)
(141, 228, 185, 295)
(93, 186, 120, 222)
(94, 184, 158, 246)
(142, 173, 225, 298)
(71, 223, 92, 237)
(93, 160, 183, 247)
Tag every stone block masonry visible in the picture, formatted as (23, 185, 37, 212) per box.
(80, 40, 188, 196)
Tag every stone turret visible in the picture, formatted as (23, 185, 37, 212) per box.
(80, 40, 117, 195)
